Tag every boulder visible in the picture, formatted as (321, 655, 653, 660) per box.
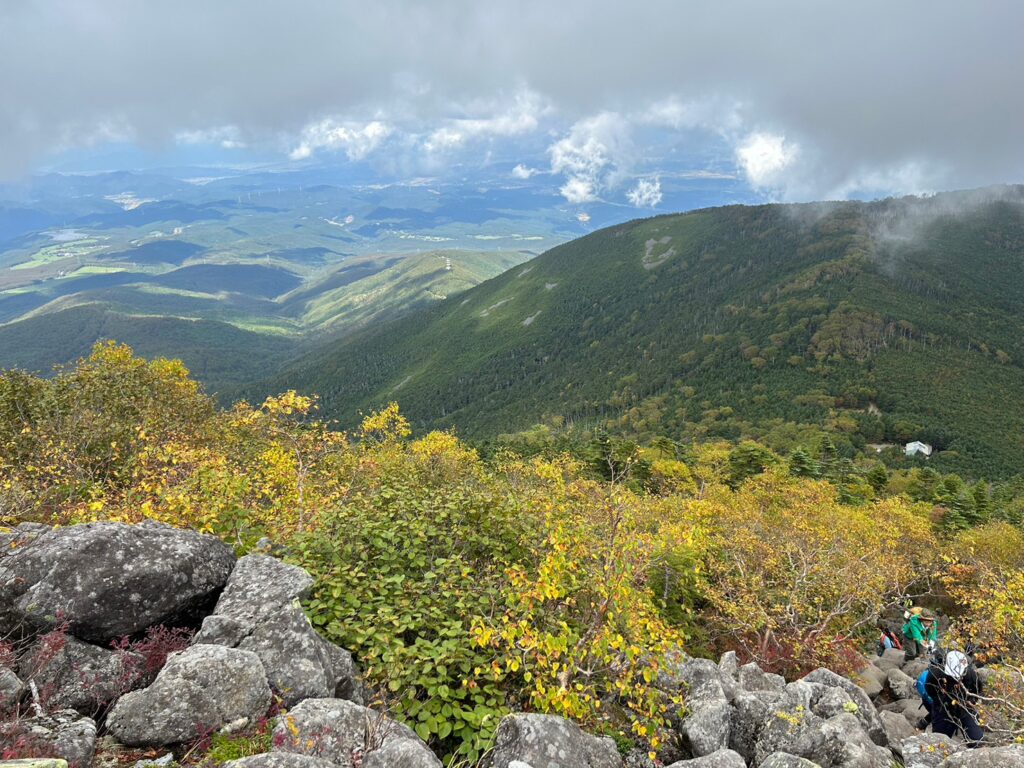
(0, 762, 67, 768)
(801, 668, 886, 745)
(0, 710, 96, 768)
(272, 698, 439, 767)
(873, 648, 906, 672)
(878, 710, 917, 750)
(728, 689, 775, 761)
(363, 738, 444, 768)
(680, 700, 732, 757)
(879, 697, 928, 727)
(853, 665, 886, 699)
(887, 667, 918, 700)
(664, 749, 745, 767)
(759, 754, 820, 768)
(903, 659, 930, 680)
(489, 712, 622, 768)
(225, 757, 339, 768)
(810, 685, 855, 720)
(754, 701, 833, 766)
(939, 746, 1024, 767)
(738, 662, 786, 693)
(819, 712, 892, 767)
(678, 658, 728, 703)
(0, 663, 24, 712)
(18, 635, 144, 715)
(107, 644, 270, 746)
(0, 522, 234, 642)
(718, 651, 740, 681)
(901, 734, 962, 768)
(194, 555, 360, 705)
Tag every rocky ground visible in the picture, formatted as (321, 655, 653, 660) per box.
(1, 521, 1022, 768)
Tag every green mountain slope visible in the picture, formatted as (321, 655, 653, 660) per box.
(256, 187, 1024, 478)
(0, 305, 299, 394)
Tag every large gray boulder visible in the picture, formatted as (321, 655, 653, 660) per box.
(801, 668, 886, 745)
(738, 662, 786, 693)
(194, 555, 360, 705)
(878, 710, 917, 750)
(664, 749, 745, 767)
(107, 644, 270, 746)
(728, 689, 778, 761)
(0, 522, 234, 641)
(18, 635, 145, 715)
(853, 664, 886, 699)
(225, 756, 338, 768)
(879, 696, 928, 727)
(759, 754, 820, 767)
(677, 658, 732, 756)
(940, 746, 1024, 767)
(887, 667, 918, 700)
(489, 712, 622, 768)
(819, 712, 892, 767)
(272, 698, 438, 767)
(0, 663, 24, 712)
(873, 647, 906, 672)
(901, 734, 962, 768)
(0, 709, 96, 768)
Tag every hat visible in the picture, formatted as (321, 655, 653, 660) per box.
(945, 650, 969, 680)
(910, 607, 923, 616)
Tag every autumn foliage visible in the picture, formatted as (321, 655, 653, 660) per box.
(2, 343, 1013, 758)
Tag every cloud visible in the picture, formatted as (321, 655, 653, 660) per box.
(736, 132, 799, 191)
(548, 112, 633, 203)
(627, 177, 663, 208)
(0, 0, 1022, 200)
(511, 163, 538, 179)
(289, 120, 391, 161)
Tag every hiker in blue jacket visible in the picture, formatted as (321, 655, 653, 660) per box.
(915, 648, 945, 729)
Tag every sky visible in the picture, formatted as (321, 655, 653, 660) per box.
(2, 1, 1022, 206)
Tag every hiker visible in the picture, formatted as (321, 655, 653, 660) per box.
(925, 649, 984, 746)
(915, 648, 945, 729)
(903, 607, 939, 661)
(877, 622, 903, 656)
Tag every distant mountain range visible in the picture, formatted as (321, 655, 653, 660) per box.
(254, 186, 1024, 479)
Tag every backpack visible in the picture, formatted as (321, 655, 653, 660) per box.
(917, 669, 933, 706)
(877, 628, 903, 655)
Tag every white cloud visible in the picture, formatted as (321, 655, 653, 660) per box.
(176, 126, 245, 149)
(290, 119, 391, 161)
(735, 132, 799, 189)
(511, 163, 538, 179)
(627, 177, 663, 208)
(548, 112, 634, 203)
(424, 89, 546, 155)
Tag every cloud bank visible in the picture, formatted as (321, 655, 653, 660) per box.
(1, 0, 1022, 202)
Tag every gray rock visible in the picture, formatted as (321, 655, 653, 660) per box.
(664, 749, 745, 767)
(718, 651, 740, 681)
(853, 664, 886, 699)
(903, 659, 929, 680)
(18, 635, 145, 715)
(820, 712, 892, 767)
(810, 685, 856, 720)
(759, 754, 820, 767)
(272, 698, 437, 767)
(107, 644, 270, 746)
(880, 697, 928, 727)
(873, 648, 906, 672)
(0, 761, 68, 768)
(738, 662, 786, 693)
(728, 689, 773, 761)
(901, 734, 962, 768)
(887, 667, 918, 700)
(801, 668, 886, 746)
(624, 747, 657, 768)
(753, 704, 834, 766)
(681, 699, 732, 757)
(489, 712, 622, 768)
(363, 738, 443, 768)
(939, 746, 1024, 767)
(678, 658, 728, 704)
(878, 710, 917, 751)
(0, 710, 96, 768)
(194, 555, 360, 706)
(0, 663, 24, 712)
(0, 522, 234, 641)
(225, 756, 338, 768)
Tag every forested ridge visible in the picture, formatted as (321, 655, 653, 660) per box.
(255, 186, 1024, 479)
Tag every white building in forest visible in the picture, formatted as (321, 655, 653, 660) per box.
(905, 441, 933, 458)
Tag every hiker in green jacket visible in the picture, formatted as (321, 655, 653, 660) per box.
(903, 606, 939, 661)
